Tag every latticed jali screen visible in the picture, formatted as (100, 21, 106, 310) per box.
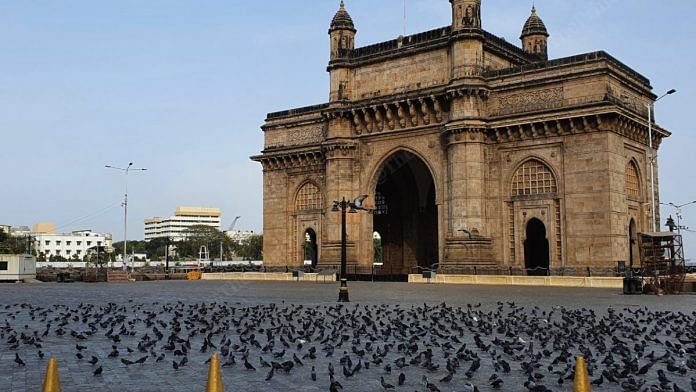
(625, 162, 640, 198)
(296, 183, 322, 211)
(511, 160, 557, 196)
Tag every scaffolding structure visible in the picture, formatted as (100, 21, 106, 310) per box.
(639, 232, 686, 294)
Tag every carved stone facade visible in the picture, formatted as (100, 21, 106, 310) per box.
(252, 1, 670, 275)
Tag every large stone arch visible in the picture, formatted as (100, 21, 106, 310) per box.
(366, 148, 440, 275)
(366, 146, 441, 202)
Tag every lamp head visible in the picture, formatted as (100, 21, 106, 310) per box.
(331, 203, 340, 212)
(667, 89, 677, 95)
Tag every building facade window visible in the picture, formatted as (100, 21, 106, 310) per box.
(511, 159, 557, 196)
(295, 183, 322, 211)
(0, 261, 7, 271)
(626, 161, 641, 199)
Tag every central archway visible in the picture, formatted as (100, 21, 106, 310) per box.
(524, 218, 550, 276)
(373, 150, 438, 275)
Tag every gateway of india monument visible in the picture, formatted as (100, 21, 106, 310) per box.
(252, 1, 671, 277)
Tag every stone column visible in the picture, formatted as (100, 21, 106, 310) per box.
(322, 139, 360, 268)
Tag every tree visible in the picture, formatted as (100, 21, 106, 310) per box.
(175, 226, 235, 260)
(238, 235, 263, 261)
(373, 237, 383, 264)
(0, 229, 31, 254)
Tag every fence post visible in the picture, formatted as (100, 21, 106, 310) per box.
(206, 353, 224, 392)
(573, 356, 591, 392)
(42, 358, 61, 392)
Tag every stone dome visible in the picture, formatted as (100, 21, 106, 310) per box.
(330, 1, 356, 33)
(521, 6, 549, 39)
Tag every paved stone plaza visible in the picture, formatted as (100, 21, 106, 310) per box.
(1, 281, 695, 391)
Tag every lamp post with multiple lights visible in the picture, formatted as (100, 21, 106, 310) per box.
(105, 163, 147, 275)
(646, 89, 676, 232)
(331, 195, 369, 302)
(660, 201, 696, 235)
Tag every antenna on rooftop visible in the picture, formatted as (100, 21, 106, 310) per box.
(403, 0, 407, 36)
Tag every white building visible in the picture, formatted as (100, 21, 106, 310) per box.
(144, 207, 221, 241)
(0, 254, 36, 281)
(33, 228, 113, 261)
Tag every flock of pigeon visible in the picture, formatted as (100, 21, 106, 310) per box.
(2, 300, 695, 391)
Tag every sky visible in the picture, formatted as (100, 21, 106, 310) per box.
(1, 1, 695, 256)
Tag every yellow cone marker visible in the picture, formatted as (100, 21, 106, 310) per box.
(42, 358, 62, 392)
(206, 353, 224, 392)
(573, 356, 592, 392)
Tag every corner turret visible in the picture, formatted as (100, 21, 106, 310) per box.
(329, 1, 356, 59)
(521, 6, 549, 61)
(328, 1, 356, 103)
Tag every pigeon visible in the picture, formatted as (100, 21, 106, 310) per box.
(380, 376, 395, 390)
(14, 353, 25, 366)
(93, 366, 103, 376)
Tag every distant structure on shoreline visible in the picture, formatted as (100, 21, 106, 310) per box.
(144, 207, 221, 241)
(1, 222, 112, 261)
(225, 230, 258, 244)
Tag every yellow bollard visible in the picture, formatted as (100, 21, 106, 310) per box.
(206, 353, 224, 392)
(573, 356, 592, 392)
(42, 358, 62, 392)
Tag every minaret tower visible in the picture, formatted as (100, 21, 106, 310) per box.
(521, 6, 549, 61)
(451, 0, 482, 30)
(328, 1, 355, 102)
(449, 0, 484, 81)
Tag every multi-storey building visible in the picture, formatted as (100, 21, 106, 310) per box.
(144, 207, 221, 241)
(33, 228, 113, 261)
(252, 1, 672, 276)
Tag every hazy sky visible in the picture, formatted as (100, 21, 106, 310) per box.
(1, 1, 695, 256)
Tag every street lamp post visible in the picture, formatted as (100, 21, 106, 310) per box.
(332, 195, 369, 302)
(106, 163, 147, 276)
(660, 201, 696, 235)
(646, 89, 676, 232)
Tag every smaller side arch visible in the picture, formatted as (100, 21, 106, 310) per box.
(303, 228, 318, 269)
(524, 218, 550, 276)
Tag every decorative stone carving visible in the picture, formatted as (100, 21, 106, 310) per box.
(494, 87, 564, 116)
(288, 127, 323, 146)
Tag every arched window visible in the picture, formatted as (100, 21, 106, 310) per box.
(625, 161, 641, 198)
(295, 183, 322, 211)
(511, 159, 557, 196)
